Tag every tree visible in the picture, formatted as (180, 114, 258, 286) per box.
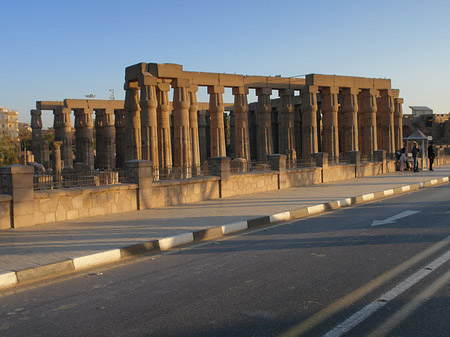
(0, 135, 19, 166)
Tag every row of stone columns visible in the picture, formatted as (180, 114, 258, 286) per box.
(31, 106, 120, 170)
(32, 83, 403, 174)
(124, 78, 251, 178)
(302, 85, 403, 161)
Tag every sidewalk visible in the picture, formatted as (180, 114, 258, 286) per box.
(1, 165, 450, 289)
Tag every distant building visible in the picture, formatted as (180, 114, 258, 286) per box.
(409, 106, 433, 117)
(403, 113, 450, 145)
(0, 107, 19, 139)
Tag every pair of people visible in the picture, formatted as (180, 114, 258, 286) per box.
(409, 142, 435, 172)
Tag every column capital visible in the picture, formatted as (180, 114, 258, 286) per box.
(232, 86, 248, 95)
(301, 85, 318, 95)
(341, 87, 360, 96)
(321, 86, 339, 95)
(360, 88, 378, 96)
(124, 81, 140, 90)
(171, 78, 190, 88)
(157, 82, 171, 92)
(278, 88, 295, 96)
(138, 73, 158, 87)
(394, 97, 404, 104)
(379, 88, 393, 97)
(256, 87, 272, 96)
(208, 85, 224, 94)
(188, 84, 199, 93)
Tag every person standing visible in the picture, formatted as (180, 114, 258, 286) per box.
(428, 142, 435, 171)
(399, 147, 407, 171)
(411, 142, 420, 172)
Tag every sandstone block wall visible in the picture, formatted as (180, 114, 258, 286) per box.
(324, 165, 356, 183)
(284, 168, 322, 188)
(359, 163, 383, 177)
(222, 172, 279, 198)
(151, 177, 219, 208)
(34, 184, 138, 225)
(0, 195, 12, 229)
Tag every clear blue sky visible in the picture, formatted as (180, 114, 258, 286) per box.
(1, 0, 450, 127)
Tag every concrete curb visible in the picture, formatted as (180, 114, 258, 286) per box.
(1, 176, 449, 290)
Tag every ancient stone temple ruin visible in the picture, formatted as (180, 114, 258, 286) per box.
(31, 63, 404, 175)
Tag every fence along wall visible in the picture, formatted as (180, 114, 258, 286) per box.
(2, 154, 450, 228)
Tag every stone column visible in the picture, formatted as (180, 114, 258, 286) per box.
(103, 108, 115, 169)
(52, 141, 62, 174)
(321, 87, 340, 160)
(341, 88, 359, 153)
(394, 97, 404, 150)
(42, 140, 50, 169)
(157, 82, 172, 174)
(256, 87, 273, 161)
(94, 109, 104, 169)
(278, 89, 296, 160)
(301, 85, 319, 158)
(208, 85, 226, 157)
(172, 78, 192, 178)
(31, 109, 43, 164)
(53, 108, 62, 143)
(139, 76, 159, 176)
(74, 108, 94, 169)
(188, 85, 201, 175)
(60, 107, 73, 168)
(229, 111, 236, 158)
(198, 110, 209, 163)
(376, 89, 395, 154)
(114, 109, 126, 168)
(233, 86, 250, 162)
(124, 81, 141, 161)
(95, 109, 115, 170)
(358, 89, 378, 155)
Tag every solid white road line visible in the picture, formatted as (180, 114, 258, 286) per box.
(367, 267, 450, 337)
(322, 248, 450, 337)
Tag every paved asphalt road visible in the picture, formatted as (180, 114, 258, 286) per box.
(1, 184, 450, 337)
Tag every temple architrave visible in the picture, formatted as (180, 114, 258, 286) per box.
(31, 63, 404, 174)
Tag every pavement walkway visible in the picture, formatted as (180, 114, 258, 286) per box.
(1, 165, 450, 289)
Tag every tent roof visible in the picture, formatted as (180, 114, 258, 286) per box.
(405, 129, 428, 140)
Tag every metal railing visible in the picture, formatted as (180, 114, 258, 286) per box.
(33, 169, 129, 191)
(152, 166, 209, 182)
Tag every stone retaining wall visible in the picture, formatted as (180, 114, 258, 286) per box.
(33, 184, 138, 224)
(222, 171, 279, 198)
(0, 195, 12, 229)
(2, 154, 449, 228)
(284, 167, 322, 188)
(151, 177, 219, 208)
(324, 164, 356, 183)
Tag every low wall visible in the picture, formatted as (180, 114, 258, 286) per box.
(0, 195, 12, 229)
(2, 154, 450, 228)
(285, 167, 322, 188)
(222, 171, 279, 198)
(34, 184, 138, 225)
(359, 162, 382, 177)
(151, 177, 219, 207)
(324, 164, 356, 183)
